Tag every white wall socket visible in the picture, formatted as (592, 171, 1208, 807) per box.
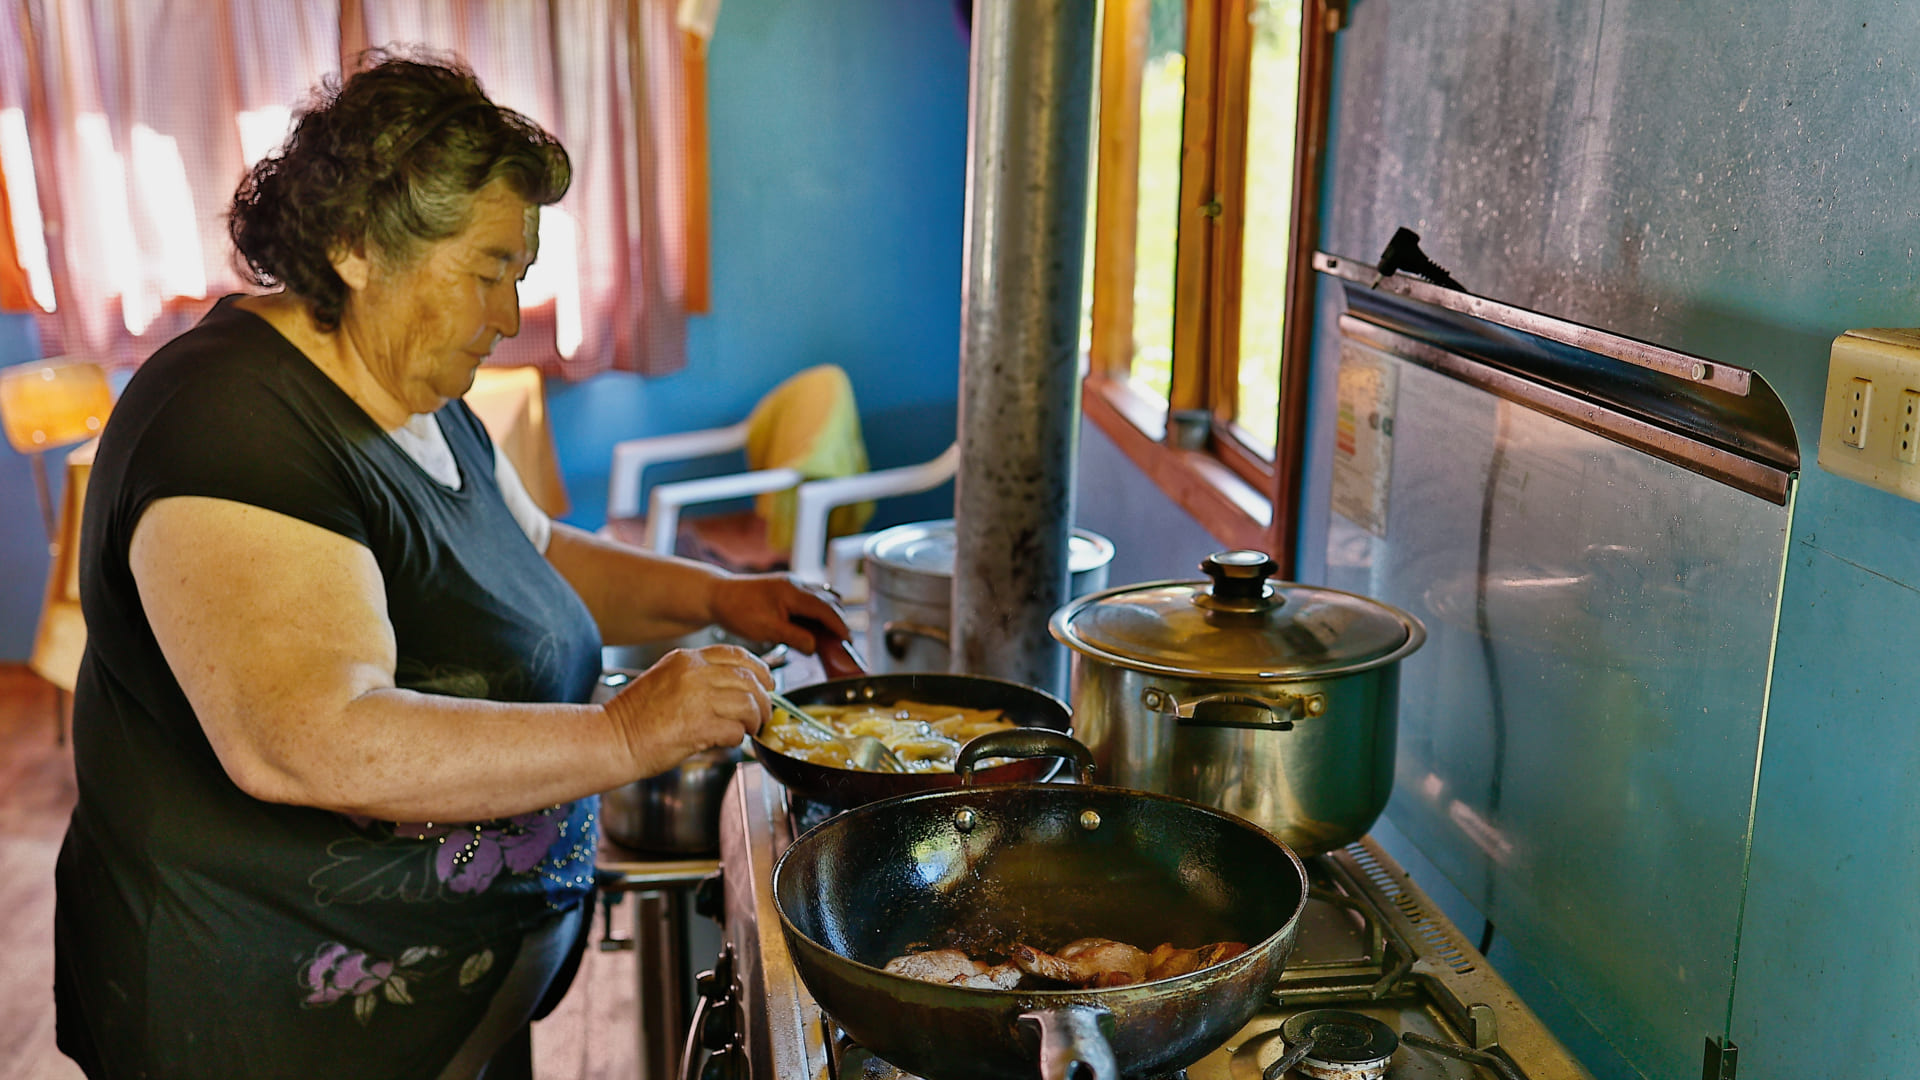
(1818, 328, 1920, 498)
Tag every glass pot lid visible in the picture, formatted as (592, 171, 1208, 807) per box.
(1049, 550, 1424, 679)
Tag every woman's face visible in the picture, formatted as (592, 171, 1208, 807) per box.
(343, 179, 539, 417)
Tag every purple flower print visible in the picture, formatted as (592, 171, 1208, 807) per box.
(299, 942, 444, 1024)
(434, 810, 563, 894)
(503, 811, 562, 871)
(302, 943, 393, 1005)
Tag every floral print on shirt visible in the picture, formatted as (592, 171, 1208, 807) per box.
(299, 941, 496, 1025)
(308, 801, 598, 908)
(298, 799, 597, 1019)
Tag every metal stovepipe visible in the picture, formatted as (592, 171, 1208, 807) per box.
(949, 0, 1097, 698)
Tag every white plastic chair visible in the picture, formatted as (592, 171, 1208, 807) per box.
(603, 433, 959, 582)
(787, 442, 960, 584)
(603, 419, 805, 555)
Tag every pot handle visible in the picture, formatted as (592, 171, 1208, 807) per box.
(1141, 686, 1327, 730)
(793, 615, 869, 678)
(955, 728, 1095, 786)
(1019, 1006, 1119, 1080)
(881, 620, 950, 660)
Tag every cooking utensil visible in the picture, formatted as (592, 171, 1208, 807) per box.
(594, 670, 745, 854)
(766, 688, 909, 773)
(750, 672, 1072, 811)
(1049, 549, 1426, 856)
(594, 615, 834, 851)
(772, 729, 1308, 1080)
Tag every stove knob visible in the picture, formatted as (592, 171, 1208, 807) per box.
(693, 943, 738, 1051)
(700, 998, 738, 1052)
(682, 949, 746, 1080)
(700, 1043, 746, 1080)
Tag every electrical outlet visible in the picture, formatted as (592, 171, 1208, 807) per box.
(1900, 390, 1920, 464)
(1844, 376, 1873, 448)
(1818, 328, 1920, 499)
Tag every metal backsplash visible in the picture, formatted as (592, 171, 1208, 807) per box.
(1316, 255, 1797, 1080)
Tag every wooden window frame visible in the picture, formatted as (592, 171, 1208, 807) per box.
(1083, 0, 1343, 575)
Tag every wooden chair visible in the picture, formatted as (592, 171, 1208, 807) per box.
(0, 358, 112, 544)
(466, 366, 572, 517)
(2, 358, 112, 742)
(28, 437, 94, 741)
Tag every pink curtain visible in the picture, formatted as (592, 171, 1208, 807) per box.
(0, 0, 689, 378)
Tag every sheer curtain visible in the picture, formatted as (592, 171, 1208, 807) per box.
(0, 0, 691, 378)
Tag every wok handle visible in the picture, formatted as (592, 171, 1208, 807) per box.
(793, 614, 869, 678)
(1019, 1006, 1119, 1080)
(1141, 686, 1327, 730)
(956, 728, 1095, 785)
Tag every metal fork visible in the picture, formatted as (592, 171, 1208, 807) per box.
(767, 690, 910, 773)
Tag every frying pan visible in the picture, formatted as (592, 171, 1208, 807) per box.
(772, 731, 1308, 1080)
(750, 672, 1073, 811)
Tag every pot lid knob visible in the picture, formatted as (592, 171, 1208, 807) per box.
(1196, 550, 1281, 614)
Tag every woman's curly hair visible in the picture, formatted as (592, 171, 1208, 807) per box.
(229, 48, 571, 331)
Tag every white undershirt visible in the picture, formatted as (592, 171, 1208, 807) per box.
(388, 412, 553, 554)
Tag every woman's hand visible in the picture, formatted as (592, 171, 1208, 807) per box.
(708, 574, 861, 671)
(541, 524, 865, 676)
(602, 644, 774, 776)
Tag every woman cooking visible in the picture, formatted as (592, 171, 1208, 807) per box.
(52, 50, 847, 1079)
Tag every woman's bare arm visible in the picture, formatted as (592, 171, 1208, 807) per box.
(542, 521, 851, 652)
(131, 496, 768, 822)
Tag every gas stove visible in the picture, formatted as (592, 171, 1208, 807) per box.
(695, 763, 1591, 1080)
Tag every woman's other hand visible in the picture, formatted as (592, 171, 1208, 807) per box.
(708, 574, 862, 674)
(602, 644, 773, 775)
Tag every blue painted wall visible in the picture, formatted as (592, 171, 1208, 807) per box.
(0, 313, 49, 660)
(1307, 2, 1920, 1077)
(546, 0, 971, 534)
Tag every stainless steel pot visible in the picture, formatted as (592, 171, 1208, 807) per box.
(1048, 550, 1426, 856)
(595, 632, 788, 854)
(865, 519, 1113, 674)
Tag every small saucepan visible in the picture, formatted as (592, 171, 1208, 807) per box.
(598, 615, 871, 851)
(596, 629, 789, 855)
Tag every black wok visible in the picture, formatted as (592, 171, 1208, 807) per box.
(751, 673, 1072, 811)
(772, 732, 1308, 1080)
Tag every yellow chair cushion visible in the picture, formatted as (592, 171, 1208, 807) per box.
(743, 364, 873, 552)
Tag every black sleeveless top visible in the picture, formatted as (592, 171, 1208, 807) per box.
(54, 296, 603, 1078)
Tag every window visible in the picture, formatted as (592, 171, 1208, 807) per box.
(1083, 0, 1342, 573)
(0, 1, 707, 379)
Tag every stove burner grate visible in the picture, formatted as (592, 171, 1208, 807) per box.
(1274, 1010, 1399, 1080)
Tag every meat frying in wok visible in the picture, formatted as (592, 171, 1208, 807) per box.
(885, 936, 1250, 990)
(881, 949, 1023, 990)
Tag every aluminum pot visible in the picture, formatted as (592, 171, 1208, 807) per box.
(865, 519, 1114, 675)
(595, 631, 788, 854)
(1049, 550, 1426, 856)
